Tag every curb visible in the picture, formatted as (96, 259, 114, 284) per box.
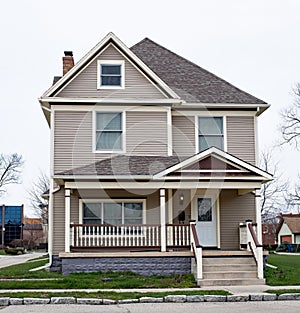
(0, 293, 300, 305)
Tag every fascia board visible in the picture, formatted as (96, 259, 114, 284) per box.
(153, 147, 273, 181)
(41, 32, 180, 100)
(39, 97, 182, 105)
(175, 103, 270, 115)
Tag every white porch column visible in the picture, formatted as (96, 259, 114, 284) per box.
(255, 189, 264, 279)
(160, 189, 166, 252)
(65, 188, 71, 253)
(168, 189, 173, 224)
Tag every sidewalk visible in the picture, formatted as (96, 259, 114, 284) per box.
(0, 285, 299, 295)
(0, 252, 47, 269)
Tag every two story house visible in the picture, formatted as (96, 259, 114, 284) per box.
(39, 33, 272, 286)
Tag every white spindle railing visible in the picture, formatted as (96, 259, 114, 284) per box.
(70, 224, 191, 250)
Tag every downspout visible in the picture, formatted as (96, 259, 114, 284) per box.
(36, 182, 60, 271)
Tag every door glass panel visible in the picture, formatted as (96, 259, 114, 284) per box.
(198, 198, 212, 222)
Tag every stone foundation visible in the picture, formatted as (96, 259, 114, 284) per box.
(50, 255, 62, 272)
(61, 256, 191, 276)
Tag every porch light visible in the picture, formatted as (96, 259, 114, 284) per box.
(179, 193, 184, 205)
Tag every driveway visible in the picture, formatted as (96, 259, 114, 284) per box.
(0, 252, 47, 269)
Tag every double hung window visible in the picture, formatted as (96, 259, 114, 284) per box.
(98, 60, 124, 88)
(95, 112, 123, 151)
(198, 117, 224, 152)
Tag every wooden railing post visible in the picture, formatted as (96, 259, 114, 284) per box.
(160, 189, 166, 252)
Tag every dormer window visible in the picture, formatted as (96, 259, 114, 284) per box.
(98, 60, 125, 89)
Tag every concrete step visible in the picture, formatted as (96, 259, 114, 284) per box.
(198, 278, 266, 287)
(203, 270, 258, 279)
(203, 264, 257, 272)
(202, 257, 255, 265)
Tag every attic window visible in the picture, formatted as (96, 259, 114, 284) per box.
(98, 60, 124, 89)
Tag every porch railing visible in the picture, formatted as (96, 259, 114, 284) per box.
(190, 221, 203, 280)
(246, 222, 264, 279)
(70, 223, 191, 250)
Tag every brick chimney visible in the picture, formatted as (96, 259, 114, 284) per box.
(63, 51, 74, 75)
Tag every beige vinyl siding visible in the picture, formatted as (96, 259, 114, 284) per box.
(172, 115, 195, 156)
(219, 190, 256, 250)
(52, 188, 65, 255)
(54, 111, 111, 173)
(54, 110, 169, 173)
(126, 112, 168, 155)
(226, 116, 256, 164)
(57, 44, 166, 99)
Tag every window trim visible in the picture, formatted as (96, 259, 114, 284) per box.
(97, 60, 125, 89)
(93, 111, 126, 153)
(79, 199, 146, 225)
(196, 116, 227, 153)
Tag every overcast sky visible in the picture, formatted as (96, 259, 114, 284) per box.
(0, 0, 299, 216)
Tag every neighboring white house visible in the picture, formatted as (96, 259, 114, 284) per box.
(277, 214, 300, 244)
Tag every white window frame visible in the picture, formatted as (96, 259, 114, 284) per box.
(79, 199, 146, 225)
(93, 111, 126, 153)
(195, 116, 227, 153)
(97, 60, 125, 89)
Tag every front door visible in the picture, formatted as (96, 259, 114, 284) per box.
(195, 196, 217, 247)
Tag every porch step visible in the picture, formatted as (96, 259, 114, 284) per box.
(193, 252, 265, 286)
(204, 264, 257, 272)
(198, 278, 266, 287)
(203, 270, 257, 280)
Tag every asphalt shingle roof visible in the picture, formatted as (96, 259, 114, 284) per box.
(283, 215, 300, 234)
(130, 38, 266, 104)
(58, 155, 181, 176)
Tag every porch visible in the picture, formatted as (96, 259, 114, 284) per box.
(61, 220, 264, 285)
(70, 223, 191, 252)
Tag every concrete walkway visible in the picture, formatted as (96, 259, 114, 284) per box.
(0, 252, 47, 269)
(0, 285, 299, 295)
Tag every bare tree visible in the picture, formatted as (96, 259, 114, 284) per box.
(281, 83, 300, 148)
(27, 171, 49, 224)
(286, 177, 300, 213)
(260, 150, 289, 222)
(0, 153, 24, 197)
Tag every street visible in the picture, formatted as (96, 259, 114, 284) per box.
(0, 253, 47, 269)
(0, 302, 300, 313)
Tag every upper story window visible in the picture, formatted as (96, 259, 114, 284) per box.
(198, 117, 224, 152)
(96, 112, 123, 151)
(98, 60, 125, 89)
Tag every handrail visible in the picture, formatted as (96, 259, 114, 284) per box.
(190, 222, 203, 281)
(248, 223, 263, 247)
(190, 223, 202, 248)
(247, 222, 264, 279)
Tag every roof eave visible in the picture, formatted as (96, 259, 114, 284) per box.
(175, 102, 270, 115)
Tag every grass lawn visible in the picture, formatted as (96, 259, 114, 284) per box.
(0, 256, 231, 299)
(265, 253, 300, 286)
(0, 249, 6, 255)
(0, 256, 198, 289)
(0, 290, 230, 300)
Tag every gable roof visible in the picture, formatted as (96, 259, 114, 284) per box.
(281, 214, 300, 234)
(41, 32, 179, 100)
(153, 147, 273, 181)
(131, 38, 267, 105)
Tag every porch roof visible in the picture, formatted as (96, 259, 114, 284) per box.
(54, 147, 272, 184)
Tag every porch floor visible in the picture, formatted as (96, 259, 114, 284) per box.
(60, 250, 193, 258)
